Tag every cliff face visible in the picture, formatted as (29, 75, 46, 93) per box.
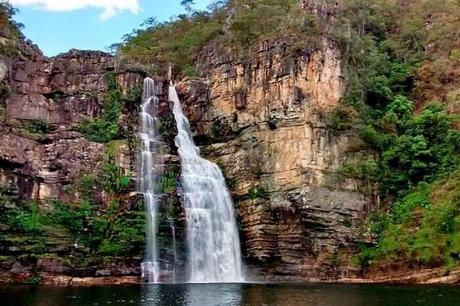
(0, 20, 370, 282)
(0, 1, 458, 284)
(177, 38, 368, 280)
(0, 33, 143, 200)
(0, 26, 148, 284)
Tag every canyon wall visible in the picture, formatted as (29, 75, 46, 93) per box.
(177, 38, 369, 280)
(0, 0, 373, 283)
(0, 34, 142, 200)
(0, 25, 148, 284)
(1, 0, 459, 285)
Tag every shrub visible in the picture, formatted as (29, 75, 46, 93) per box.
(119, 11, 224, 75)
(326, 105, 359, 132)
(367, 167, 460, 267)
(24, 119, 51, 135)
(79, 72, 141, 143)
(247, 186, 269, 200)
(160, 170, 177, 194)
(78, 118, 118, 143)
(117, 0, 318, 75)
(0, 0, 24, 39)
(5, 201, 43, 233)
(24, 276, 42, 286)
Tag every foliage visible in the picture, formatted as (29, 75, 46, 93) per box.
(118, 10, 224, 75)
(377, 104, 459, 197)
(330, 0, 460, 197)
(0, 146, 144, 260)
(78, 118, 118, 143)
(24, 275, 42, 285)
(117, 0, 319, 76)
(23, 119, 51, 135)
(0, 186, 43, 233)
(328, 0, 460, 269)
(247, 186, 269, 200)
(100, 144, 132, 195)
(0, 40, 19, 57)
(160, 169, 177, 194)
(228, 0, 315, 48)
(330, 251, 342, 268)
(325, 105, 359, 132)
(78, 72, 141, 143)
(0, 0, 24, 39)
(46, 199, 145, 257)
(364, 167, 460, 268)
(78, 72, 121, 143)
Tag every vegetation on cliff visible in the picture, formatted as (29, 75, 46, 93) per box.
(0, 143, 144, 279)
(116, 0, 460, 271)
(361, 167, 460, 270)
(327, 0, 460, 270)
(115, 0, 318, 75)
(0, 1, 145, 269)
(0, 1, 23, 39)
(78, 72, 141, 143)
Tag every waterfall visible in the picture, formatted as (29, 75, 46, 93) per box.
(168, 218, 177, 283)
(139, 78, 164, 283)
(169, 85, 244, 283)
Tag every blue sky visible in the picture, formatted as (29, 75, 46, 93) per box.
(11, 0, 214, 56)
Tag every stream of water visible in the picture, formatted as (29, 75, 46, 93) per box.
(170, 85, 244, 283)
(139, 78, 164, 283)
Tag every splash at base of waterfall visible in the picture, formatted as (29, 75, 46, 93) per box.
(141, 262, 159, 282)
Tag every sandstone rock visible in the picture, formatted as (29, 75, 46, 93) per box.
(36, 257, 72, 274)
(180, 38, 368, 280)
(0, 60, 7, 81)
(0, 24, 146, 285)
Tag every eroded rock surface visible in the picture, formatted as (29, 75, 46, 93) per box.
(0, 26, 145, 283)
(0, 34, 142, 200)
(178, 38, 368, 280)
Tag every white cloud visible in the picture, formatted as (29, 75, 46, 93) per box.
(10, 0, 141, 20)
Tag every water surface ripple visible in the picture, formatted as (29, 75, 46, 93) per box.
(1, 283, 459, 306)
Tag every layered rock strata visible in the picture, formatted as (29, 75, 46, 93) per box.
(177, 38, 369, 280)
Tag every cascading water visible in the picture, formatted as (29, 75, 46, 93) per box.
(169, 85, 244, 283)
(139, 78, 164, 283)
(168, 218, 177, 283)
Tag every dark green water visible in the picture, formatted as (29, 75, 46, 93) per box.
(1, 283, 460, 306)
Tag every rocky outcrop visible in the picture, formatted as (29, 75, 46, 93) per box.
(177, 37, 369, 280)
(0, 22, 147, 283)
(0, 32, 142, 200)
(299, 0, 340, 23)
(2, 0, 447, 285)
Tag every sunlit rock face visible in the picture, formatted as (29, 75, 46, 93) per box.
(177, 38, 368, 281)
(0, 0, 370, 283)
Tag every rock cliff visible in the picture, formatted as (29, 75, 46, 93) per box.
(0, 32, 143, 200)
(176, 37, 369, 280)
(0, 24, 148, 284)
(0, 0, 371, 284)
(1, 0, 458, 286)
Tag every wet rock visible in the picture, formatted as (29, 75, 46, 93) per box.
(36, 258, 72, 274)
(95, 270, 111, 277)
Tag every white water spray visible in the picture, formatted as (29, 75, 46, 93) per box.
(169, 85, 244, 283)
(168, 217, 177, 283)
